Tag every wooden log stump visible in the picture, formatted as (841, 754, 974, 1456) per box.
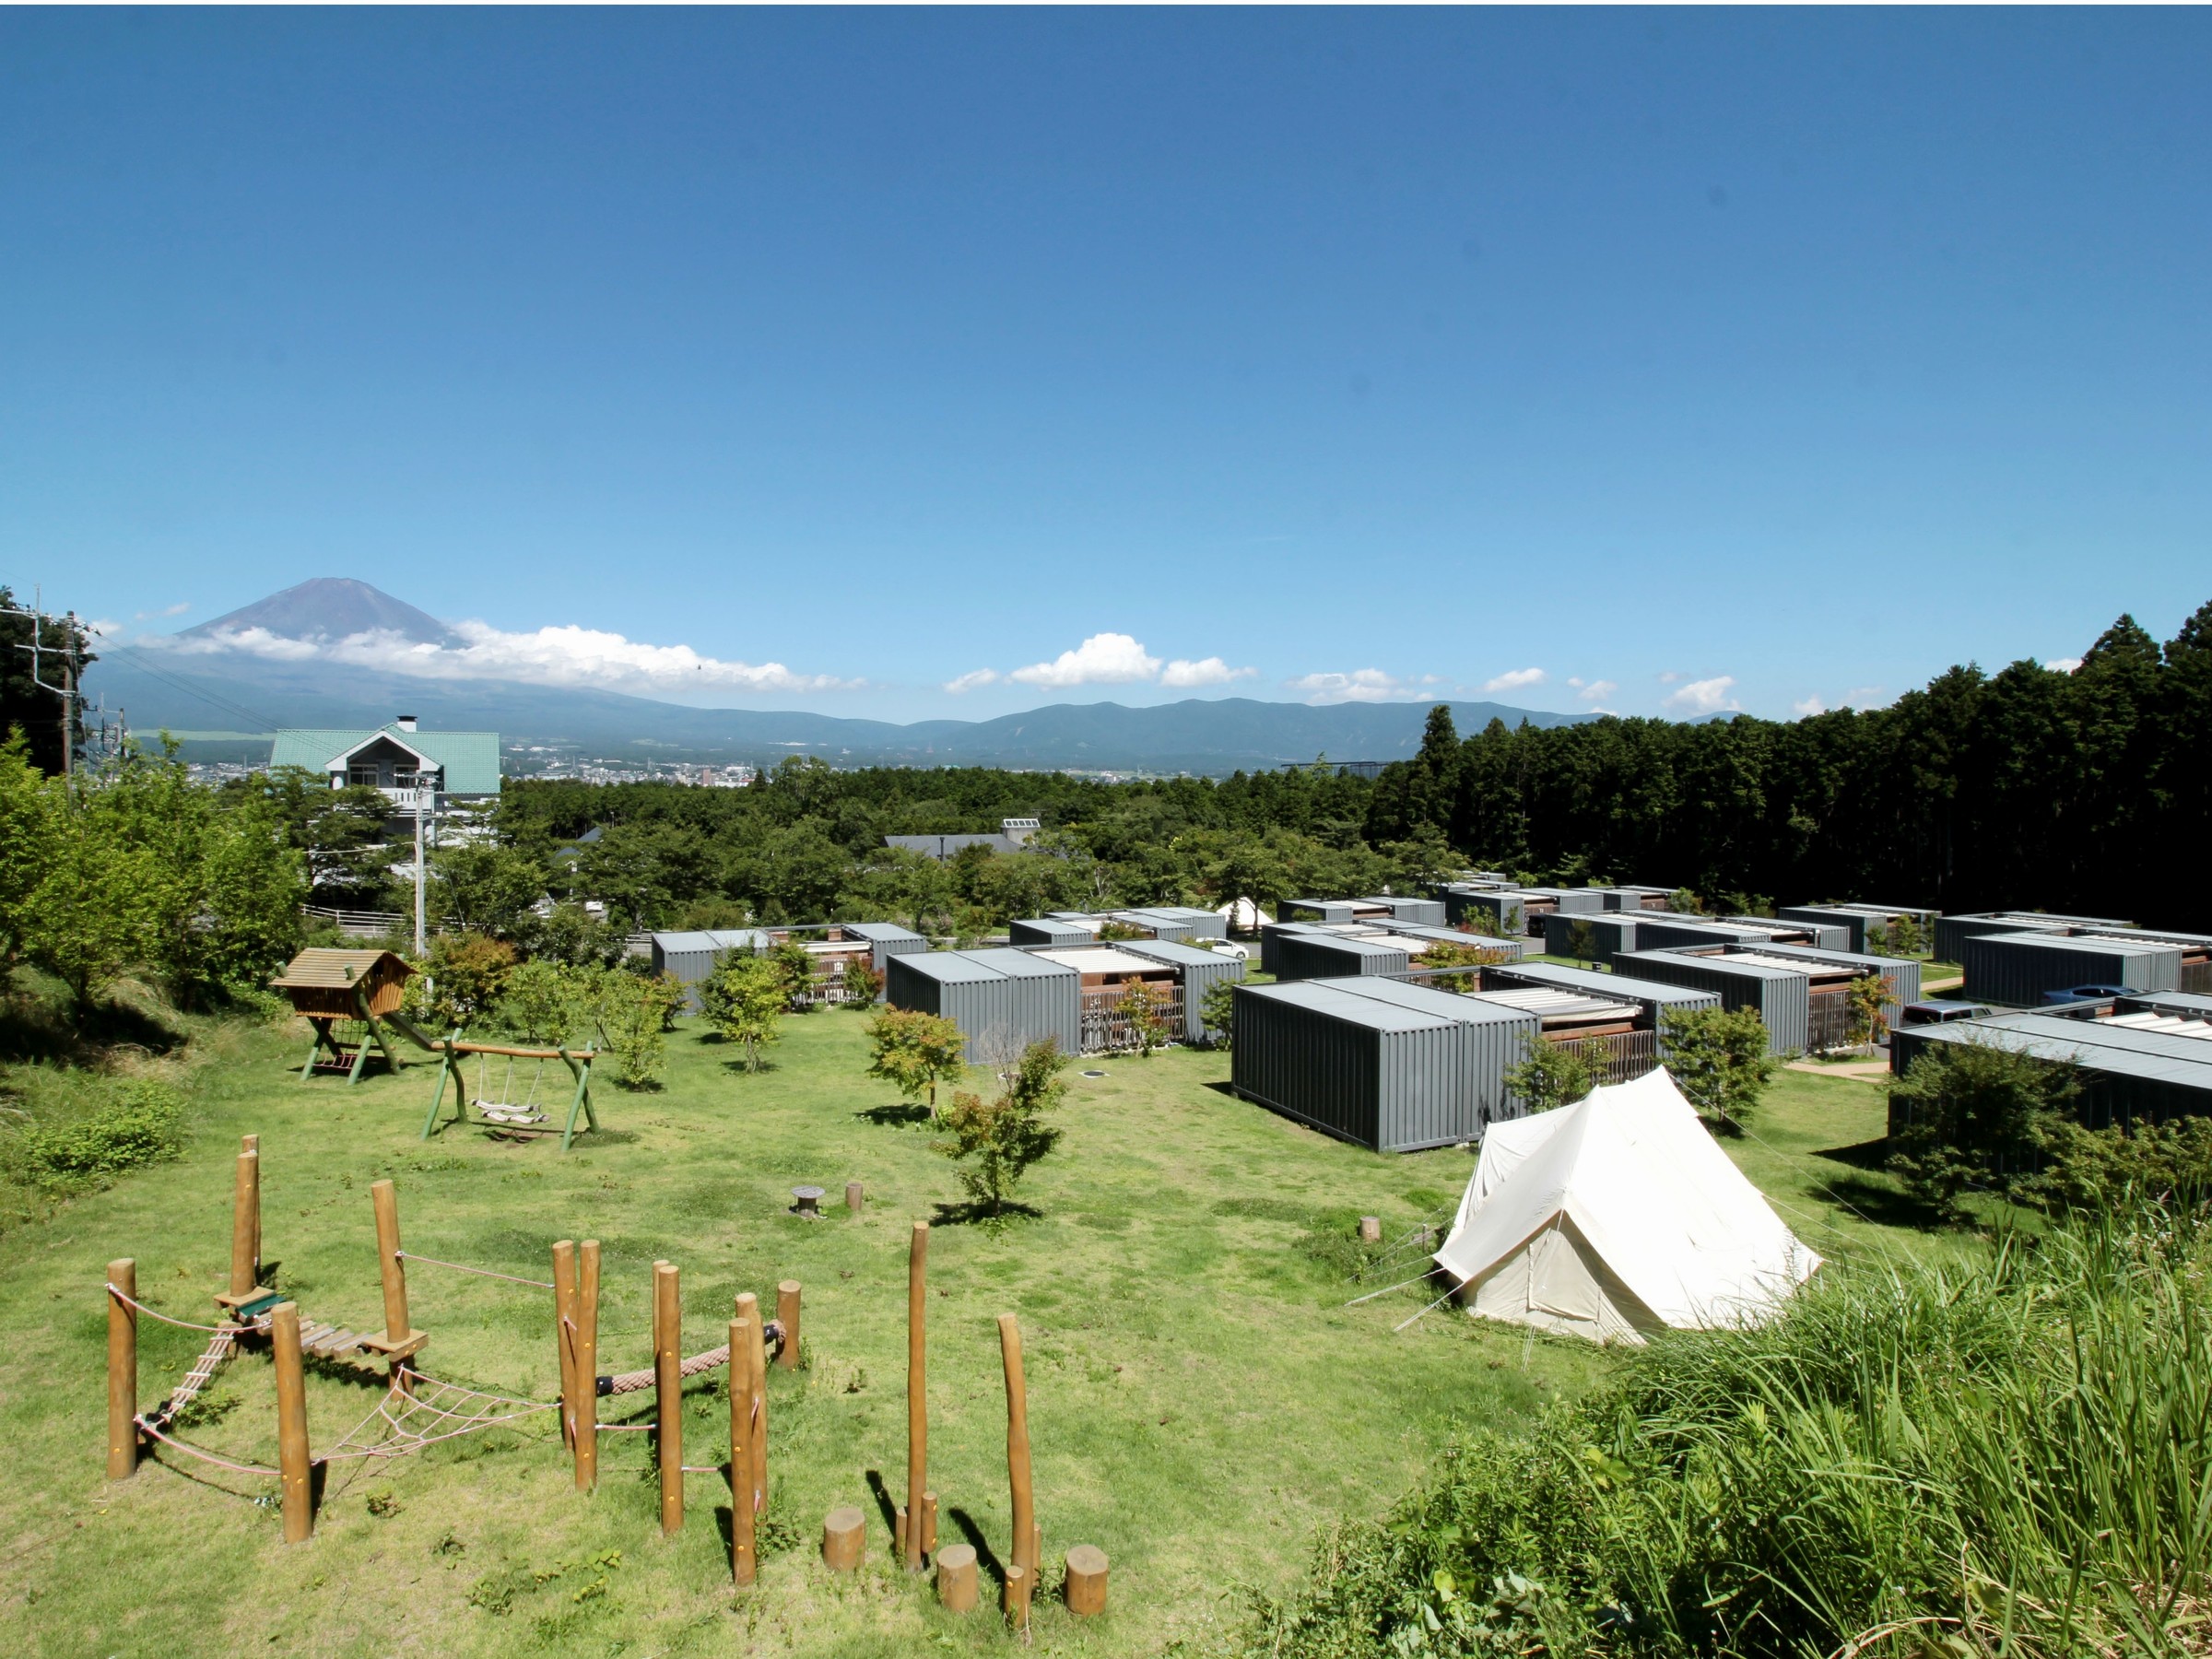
(845, 1180, 865, 1214)
(935, 1542, 979, 1611)
(776, 1280, 802, 1370)
(1065, 1545, 1109, 1616)
(1358, 1215, 1382, 1243)
(821, 1505, 865, 1571)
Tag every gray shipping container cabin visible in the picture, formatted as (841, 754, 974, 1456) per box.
(1615, 948, 1812, 1055)
(1279, 899, 1359, 924)
(1274, 933, 1411, 982)
(1357, 896, 1448, 927)
(1137, 905, 1231, 942)
(1959, 931, 2183, 1006)
(1258, 921, 1340, 974)
(1891, 1012, 2212, 1135)
(1480, 960, 1722, 1024)
(841, 921, 930, 978)
(1008, 916, 1097, 947)
(1230, 978, 1539, 1151)
(650, 928, 773, 1010)
(1933, 911, 2131, 964)
(1442, 888, 1529, 935)
(1735, 942, 1923, 1019)
(1116, 937, 1245, 1041)
(1596, 885, 1676, 912)
(1777, 904, 1939, 954)
(883, 948, 1083, 1061)
(1539, 911, 1643, 967)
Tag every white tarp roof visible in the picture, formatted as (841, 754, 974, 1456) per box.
(1433, 1067, 1820, 1344)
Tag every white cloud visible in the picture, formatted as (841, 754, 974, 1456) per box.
(1287, 668, 1426, 704)
(1793, 696, 1828, 718)
(133, 602, 191, 621)
(2045, 657, 2083, 675)
(1657, 670, 1683, 685)
(1664, 675, 1741, 715)
(1482, 666, 1547, 694)
(942, 668, 1000, 694)
(160, 618, 858, 695)
(1009, 632, 1162, 688)
(1567, 677, 1618, 703)
(1159, 656, 1256, 688)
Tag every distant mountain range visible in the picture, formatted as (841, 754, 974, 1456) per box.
(89, 578, 1586, 774)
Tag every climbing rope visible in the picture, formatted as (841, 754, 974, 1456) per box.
(394, 1251, 557, 1291)
(106, 1284, 267, 1335)
(135, 1418, 282, 1477)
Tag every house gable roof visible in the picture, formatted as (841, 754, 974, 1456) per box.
(268, 724, 502, 794)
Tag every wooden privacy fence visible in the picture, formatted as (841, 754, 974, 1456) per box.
(1550, 1028, 1661, 1086)
(1806, 990, 1856, 1054)
(1079, 984, 1184, 1054)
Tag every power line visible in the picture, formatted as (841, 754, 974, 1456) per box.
(93, 643, 282, 734)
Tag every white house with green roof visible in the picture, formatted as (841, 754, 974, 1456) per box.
(267, 716, 501, 806)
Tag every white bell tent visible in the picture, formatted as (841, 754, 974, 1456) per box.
(1432, 1066, 1820, 1345)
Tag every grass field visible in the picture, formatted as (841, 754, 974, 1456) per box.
(0, 1002, 1917, 1658)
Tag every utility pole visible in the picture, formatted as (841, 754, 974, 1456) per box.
(4, 586, 80, 786)
(413, 787, 428, 958)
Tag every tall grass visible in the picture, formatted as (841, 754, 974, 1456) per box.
(1246, 1210, 2212, 1657)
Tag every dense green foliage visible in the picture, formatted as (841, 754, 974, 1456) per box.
(4, 1077, 185, 1189)
(0, 738, 304, 1008)
(1246, 1212, 2212, 1658)
(1886, 1040, 2085, 1214)
(1364, 604, 2212, 927)
(1659, 1006, 1779, 1133)
(1501, 1033, 1596, 1114)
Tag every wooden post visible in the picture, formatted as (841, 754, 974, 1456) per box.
(728, 1316, 756, 1586)
(272, 1301, 314, 1543)
(922, 1489, 938, 1555)
(369, 1179, 416, 1387)
(1000, 1312, 1036, 1587)
(106, 1259, 137, 1480)
(1065, 1545, 1109, 1616)
(822, 1505, 865, 1571)
(1004, 1562, 1030, 1628)
(229, 1148, 261, 1298)
(1359, 1215, 1382, 1243)
(776, 1280, 802, 1370)
(935, 1542, 979, 1611)
(654, 1261, 682, 1535)
(576, 1240, 600, 1492)
(906, 1221, 928, 1571)
(743, 1293, 770, 1514)
(551, 1241, 578, 1452)
(844, 1180, 864, 1214)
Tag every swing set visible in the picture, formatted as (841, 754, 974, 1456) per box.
(419, 1037, 600, 1150)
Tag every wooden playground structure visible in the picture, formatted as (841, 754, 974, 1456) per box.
(268, 948, 601, 1149)
(101, 1137, 1108, 1622)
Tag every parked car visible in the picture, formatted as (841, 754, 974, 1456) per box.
(1899, 1000, 1995, 1026)
(2041, 984, 2131, 1008)
(1209, 940, 1250, 962)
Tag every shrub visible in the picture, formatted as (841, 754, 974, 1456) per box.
(1501, 1032, 1594, 1114)
(418, 935, 518, 1031)
(1887, 1039, 2081, 1215)
(1660, 1005, 1777, 1134)
(700, 951, 785, 1072)
(937, 1039, 1067, 1217)
(1116, 979, 1169, 1056)
(11, 1080, 186, 1187)
(2030, 1116, 2212, 1213)
(865, 1006, 966, 1115)
(839, 958, 880, 1006)
(1199, 977, 1238, 1048)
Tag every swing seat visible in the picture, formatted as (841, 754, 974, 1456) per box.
(478, 1103, 547, 1124)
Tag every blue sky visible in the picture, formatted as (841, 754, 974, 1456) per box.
(4, 7, 2208, 724)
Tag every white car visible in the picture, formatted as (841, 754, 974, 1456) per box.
(1209, 940, 1250, 961)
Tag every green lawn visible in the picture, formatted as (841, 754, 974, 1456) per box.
(0, 1006, 1918, 1658)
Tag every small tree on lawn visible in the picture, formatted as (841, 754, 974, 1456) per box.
(937, 1039, 1068, 1218)
(866, 1006, 968, 1117)
(421, 935, 518, 1031)
(1116, 978, 1169, 1056)
(1198, 977, 1238, 1049)
(1661, 1005, 1778, 1135)
(1565, 917, 1600, 967)
(1502, 1032, 1596, 1113)
(1887, 1040, 2081, 1218)
(702, 951, 787, 1072)
(769, 937, 818, 1010)
(590, 967, 686, 1089)
(1416, 939, 1492, 993)
(840, 958, 880, 1006)
(1843, 973, 1890, 1053)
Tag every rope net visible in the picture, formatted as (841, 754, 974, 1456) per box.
(323, 1372, 559, 1464)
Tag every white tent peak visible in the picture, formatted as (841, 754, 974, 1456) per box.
(1432, 1066, 1820, 1345)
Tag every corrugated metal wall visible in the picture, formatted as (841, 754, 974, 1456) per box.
(1229, 981, 1538, 1151)
(1009, 918, 1093, 947)
(1480, 960, 1722, 1021)
(885, 950, 1084, 1061)
(1274, 934, 1411, 982)
(1368, 897, 1446, 927)
(650, 929, 772, 1010)
(1539, 912, 1641, 967)
(1634, 920, 1747, 953)
(1258, 921, 1336, 974)
(1934, 912, 2072, 963)
(1615, 950, 1809, 1054)
(1890, 1017, 2212, 1135)
(1960, 933, 2182, 1006)
(1442, 889, 1527, 935)
(1777, 907, 1873, 951)
(1747, 945, 1922, 1020)
(1325, 978, 1539, 1139)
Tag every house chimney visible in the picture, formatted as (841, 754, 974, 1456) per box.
(395, 714, 418, 733)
